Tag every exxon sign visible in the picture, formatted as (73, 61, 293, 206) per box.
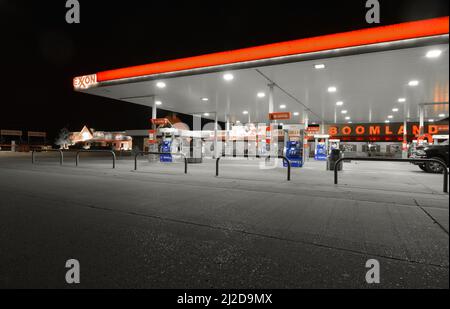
(73, 74, 98, 90)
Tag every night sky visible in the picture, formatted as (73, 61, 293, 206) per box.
(1, 0, 448, 143)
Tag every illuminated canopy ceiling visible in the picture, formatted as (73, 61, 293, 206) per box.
(75, 17, 449, 126)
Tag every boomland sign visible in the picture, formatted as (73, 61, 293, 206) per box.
(328, 122, 449, 141)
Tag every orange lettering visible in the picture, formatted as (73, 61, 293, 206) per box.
(412, 125, 420, 136)
(428, 125, 438, 134)
(369, 126, 380, 135)
(385, 126, 393, 135)
(356, 126, 365, 135)
(329, 127, 338, 135)
(342, 127, 352, 135)
(397, 125, 405, 135)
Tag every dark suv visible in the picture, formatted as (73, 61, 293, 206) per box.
(411, 140, 449, 173)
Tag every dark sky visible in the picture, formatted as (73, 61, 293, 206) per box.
(0, 0, 448, 142)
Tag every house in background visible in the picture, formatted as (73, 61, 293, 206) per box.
(69, 126, 132, 151)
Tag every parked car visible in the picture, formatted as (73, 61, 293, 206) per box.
(411, 140, 449, 173)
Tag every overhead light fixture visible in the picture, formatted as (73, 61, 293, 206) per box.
(345, 117, 351, 120)
(341, 110, 348, 114)
(429, 119, 435, 123)
(257, 92, 266, 98)
(279, 104, 286, 109)
(426, 50, 442, 58)
(243, 110, 249, 115)
(314, 64, 325, 69)
(201, 97, 209, 102)
(328, 86, 337, 93)
(348, 121, 353, 124)
(293, 112, 300, 116)
(439, 114, 446, 117)
(223, 73, 234, 81)
(408, 80, 419, 87)
(388, 115, 394, 119)
(156, 82, 166, 89)
(336, 101, 344, 106)
(155, 100, 162, 106)
(392, 108, 399, 112)
(203, 113, 210, 117)
(398, 98, 406, 103)
(385, 120, 390, 123)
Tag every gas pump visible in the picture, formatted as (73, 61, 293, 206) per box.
(329, 139, 340, 153)
(314, 135, 329, 161)
(150, 118, 172, 162)
(283, 125, 304, 168)
(158, 128, 176, 163)
(157, 127, 183, 163)
(160, 139, 172, 162)
(284, 141, 303, 167)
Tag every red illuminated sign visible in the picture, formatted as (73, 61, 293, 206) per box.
(328, 123, 449, 140)
(151, 118, 170, 126)
(431, 125, 449, 134)
(305, 126, 320, 134)
(269, 112, 292, 121)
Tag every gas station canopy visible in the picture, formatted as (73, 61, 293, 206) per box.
(74, 17, 449, 126)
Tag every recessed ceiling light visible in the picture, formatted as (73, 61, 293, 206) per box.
(392, 108, 399, 112)
(345, 117, 351, 120)
(398, 98, 406, 103)
(348, 121, 353, 124)
(341, 110, 348, 114)
(279, 105, 286, 109)
(223, 73, 234, 81)
(257, 92, 266, 98)
(312, 122, 317, 125)
(408, 80, 419, 87)
(336, 101, 344, 106)
(155, 100, 162, 105)
(426, 50, 442, 58)
(388, 115, 394, 119)
(201, 97, 209, 102)
(385, 120, 390, 123)
(293, 112, 300, 116)
(156, 82, 166, 89)
(243, 111, 249, 115)
(328, 86, 337, 93)
(314, 64, 326, 69)
(429, 119, 435, 123)
(439, 114, 446, 117)
(203, 113, 210, 117)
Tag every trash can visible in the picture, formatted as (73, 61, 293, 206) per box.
(327, 149, 343, 171)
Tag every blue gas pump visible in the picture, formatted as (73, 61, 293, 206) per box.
(284, 141, 303, 168)
(315, 142, 328, 161)
(160, 140, 172, 162)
